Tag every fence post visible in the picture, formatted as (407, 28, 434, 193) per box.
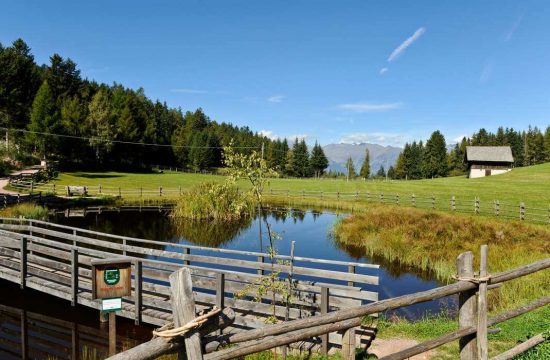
(184, 247, 190, 266)
(98, 184, 102, 195)
(53, 183, 56, 195)
(216, 272, 225, 335)
(140, 187, 143, 199)
(20, 236, 27, 289)
(347, 265, 355, 287)
(134, 260, 142, 325)
(320, 287, 329, 356)
(431, 195, 436, 209)
(355, 191, 359, 201)
(457, 251, 478, 360)
(337, 191, 340, 200)
(30, 181, 34, 193)
(160, 186, 163, 197)
(495, 200, 500, 217)
(475, 197, 480, 214)
(179, 186, 182, 196)
(412, 194, 416, 207)
(71, 248, 78, 306)
(366, 191, 370, 202)
(396, 193, 400, 205)
(520, 202, 525, 221)
(477, 245, 489, 360)
(257, 255, 264, 275)
(451, 196, 456, 211)
(380, 192, 384, 203)
(118, 187, 121, 197)
(302, 190, 305, 199)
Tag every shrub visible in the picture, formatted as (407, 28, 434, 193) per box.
(0, 203, 49, 220)
(172, 182, 253, 221)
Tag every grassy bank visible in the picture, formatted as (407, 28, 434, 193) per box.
(333, 206, 549, 358)
(0, 203, 48, 219)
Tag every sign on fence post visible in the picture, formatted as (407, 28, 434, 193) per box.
(91, 258, 132, 356)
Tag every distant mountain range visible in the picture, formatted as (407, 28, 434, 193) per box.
(322, 143, 402, 174)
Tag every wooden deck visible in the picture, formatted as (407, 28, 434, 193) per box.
(0, 218, 379, 353)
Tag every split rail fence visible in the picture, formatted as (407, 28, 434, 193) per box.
(0, 218, 379, 355)
(11, 180, 550, 224)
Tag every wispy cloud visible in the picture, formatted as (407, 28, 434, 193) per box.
(268, 95, 285, 103)
(379, 67, 389, 75)
(340, 132, 408, 147)
(479, 62, 493, 84)
(387, 27, 426, 62)
(452, 135, 467, 144)
(504, 13, 524, 42)
(338, 102, 402, 113)
(170, 88, 208, 94)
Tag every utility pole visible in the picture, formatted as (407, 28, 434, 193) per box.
(261, 142, 265, 160)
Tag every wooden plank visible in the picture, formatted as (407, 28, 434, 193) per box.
(169, 267, 203, 360)
(320, 286, 329, 356)
(71, 248, 78, 306)
(457, 251, 477, 360)
(134, 260, 142, 325)
(20, 236, 26, 289)
(478, 245, 488, 360)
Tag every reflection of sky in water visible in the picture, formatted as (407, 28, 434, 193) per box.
(51, 208, 456, 319)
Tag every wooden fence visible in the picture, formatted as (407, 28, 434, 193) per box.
(11, 181, 550, 224)
(0, 218, 379, 354)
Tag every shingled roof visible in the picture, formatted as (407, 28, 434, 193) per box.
(465, 146, 514, 163)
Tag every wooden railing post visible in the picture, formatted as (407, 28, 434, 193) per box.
(396, 193, 400, 205)
(475, 197, 480, 214)
(520, 202, 525, 221)
(99, 184, 102, 195)
(160, 186, 163, 197)
(216, 272, 225, 310)
(20, 236, 27, 289)
(451, 196, 456, 211)
(320, 286, 329, 356)
(71, 248, 78, 306)
(431, 195, 436, 209)
(118, 187, 122, 197)
(495, 200, 500, 217)
(257, 255, 264, 275)
(342, 326, 356, 360)
(347, 265, 355, 287)
(412, 194, 416, 207)
(457, 251, 477, 360)
(169, 268, 203, 360)
(134, 260, 142, 325)
(380, 192, 384, 203)
(184, 247, 190, 266)
(477, 245, 489, 360)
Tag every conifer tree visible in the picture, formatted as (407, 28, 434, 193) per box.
(359, 148, 370, 179)
(27, 81, 60, 159)
(309, 142, 328, 177)
(345, 156, 356, 180)
(422, 131, 448, 178)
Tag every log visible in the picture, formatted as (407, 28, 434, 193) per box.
(458, 251, 477, 360)
(169, 267, 203, 360)
(478, 245, 489, 360)
(107, 307, 235, 360)
(209, 257, 550, 349)
(378, 295, 550, 360)
(490, 333, 547, 360)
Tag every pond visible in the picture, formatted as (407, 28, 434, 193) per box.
(50, 207, 456, 319)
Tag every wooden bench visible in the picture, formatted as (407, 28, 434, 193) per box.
(65, 186, 88, 197)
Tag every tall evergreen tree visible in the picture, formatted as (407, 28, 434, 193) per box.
(27, 81, 60, 159)
(359, 148, 371, 179)
(309, 142, 328, 177)
(86, 88, 114, 162)
(345, 156, 356, 180)
(375, 165, 386, 178)
(291, 138, 310, 177)
(422, 131, 448, 178)
(544, 126, 550, 162)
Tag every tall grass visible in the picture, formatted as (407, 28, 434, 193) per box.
(172, 182, 253, 221)
(0, 203, 48, 220)
(333, 205, 550, 311)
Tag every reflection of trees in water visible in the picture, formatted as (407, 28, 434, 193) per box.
(172, 218, 253, 247)
(334, 241, 441, 283)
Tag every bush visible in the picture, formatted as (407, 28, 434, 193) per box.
(0, 203, 49, 220)
(172, 182, 253, 221)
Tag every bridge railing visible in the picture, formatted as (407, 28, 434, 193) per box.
(0, 218, 379, 353)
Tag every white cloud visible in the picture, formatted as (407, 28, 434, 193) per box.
(504, 13, 524, 42)
(379, 67, 388, 75)
(387, 27, 426, 62)
(338, 102, 402, 113)
(452, 135, 467, 144)
(340, 132, 408, 147)
(170, 88, 208, 94)
(268, 95, 285, 103)
(259, 130, 278, 140)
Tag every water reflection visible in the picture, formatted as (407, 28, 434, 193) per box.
(173, 217, 253, 247)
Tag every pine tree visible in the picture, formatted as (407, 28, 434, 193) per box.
(375, 165, 386, 178)
(422, 131, 448, 178)
(345, 156, 356, 180)
(291, 138, 310, 177)
(86, 88, 114, 162)
(309, 142, 329, 177)
(284, 148, 296, 176)
(387, 166, 396, 179)
(544, 126, 550, 162)
(359, 148, 371, 179)
(27, 81, 60, 159)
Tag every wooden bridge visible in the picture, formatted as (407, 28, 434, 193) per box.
(0, 218, 379, 354)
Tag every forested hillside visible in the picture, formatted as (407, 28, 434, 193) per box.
(0, 39, 270, 171)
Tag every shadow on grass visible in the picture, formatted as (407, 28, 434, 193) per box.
(71, 173, 125, 179)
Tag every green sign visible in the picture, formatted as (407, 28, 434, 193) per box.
(104, 268, 120, 286)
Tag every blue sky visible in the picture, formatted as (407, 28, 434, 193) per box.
(2, 0, 550, 147)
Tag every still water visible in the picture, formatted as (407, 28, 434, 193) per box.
(50, 207, 455, 318)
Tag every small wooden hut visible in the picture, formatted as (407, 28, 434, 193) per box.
(465, 146, 513, 178)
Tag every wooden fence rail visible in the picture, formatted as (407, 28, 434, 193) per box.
(10, 181, 550, 224)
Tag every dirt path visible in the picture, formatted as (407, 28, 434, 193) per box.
(0, 168, 40, 195)
(368, 338, 435, 359)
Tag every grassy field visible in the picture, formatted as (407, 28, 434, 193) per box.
(45, 163, 550, 209)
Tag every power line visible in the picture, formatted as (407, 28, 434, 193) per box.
(0, 127, 262, 150)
